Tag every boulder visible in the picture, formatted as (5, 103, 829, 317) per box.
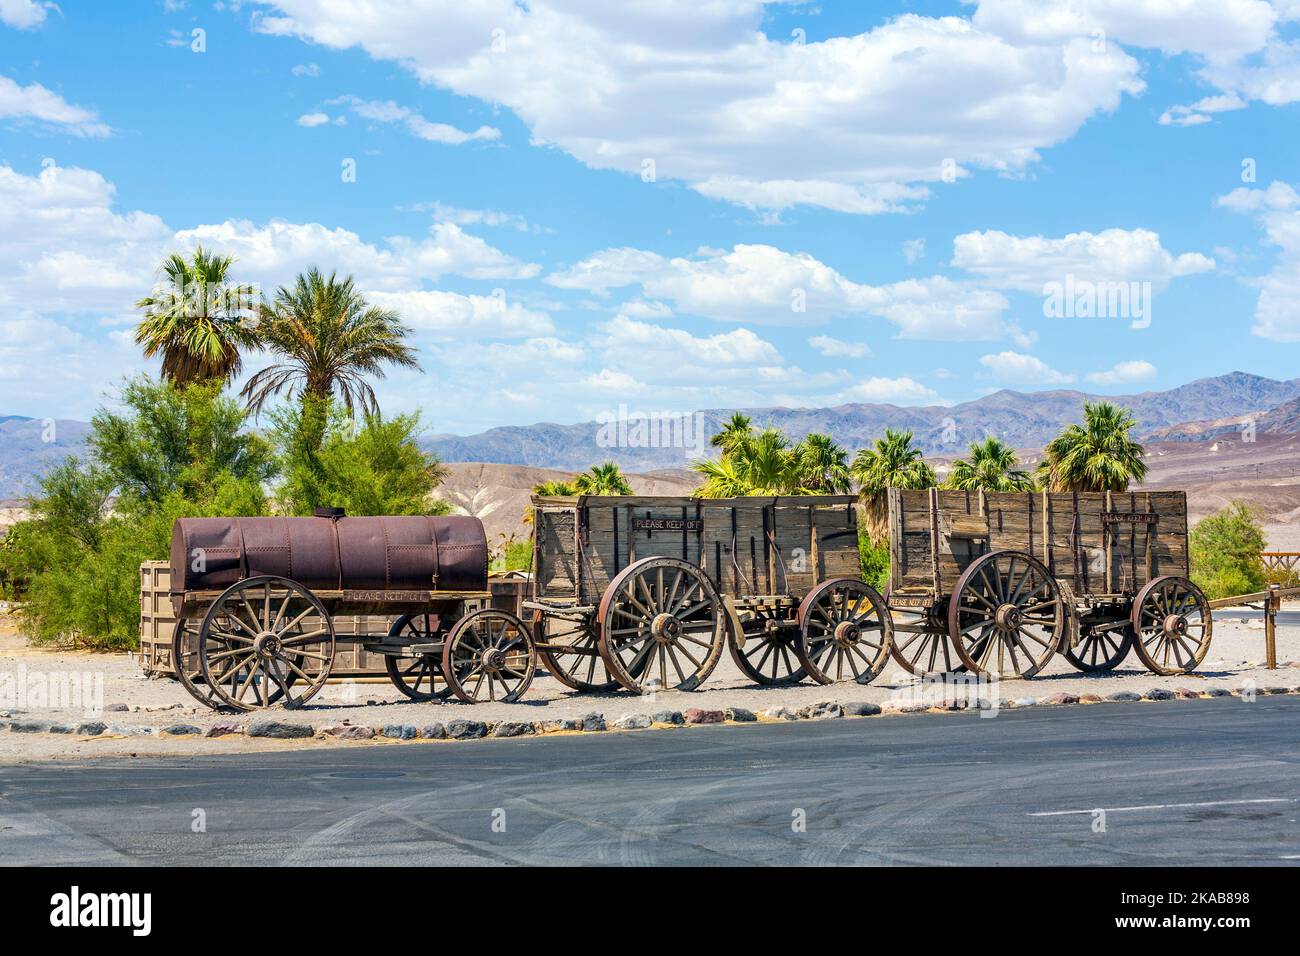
(446, 719, 487, 740)
(724, 707, 757, 722)
(613, 713, 652, 730)
(683, 708, 724, 724)
(247, 720, 313, 739)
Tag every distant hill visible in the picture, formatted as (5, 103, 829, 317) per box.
(3, 371, 1299, 499)
(424, 371, 1300, 470)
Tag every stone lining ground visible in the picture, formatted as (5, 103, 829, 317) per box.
(1, 607, 1296, 761)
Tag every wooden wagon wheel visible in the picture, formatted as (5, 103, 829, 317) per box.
(597, 556, 725, 694)
(442, 609, 537, 703)
(1130, 576, 1212, 676)
(887, 595, 965, 676)
(534, 613, 625, 693)
(171, 611, 229, 709)
(727, 602, 806, 686)
(948, 551, 1064, 679)
(199, 575, 335, 711)
(385, 613, 455, 702)
(795, 579, 893, 685)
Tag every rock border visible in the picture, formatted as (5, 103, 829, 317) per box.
(1, 682, 1296, 746)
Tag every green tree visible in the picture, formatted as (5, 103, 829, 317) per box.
(573, 461, 634, 495)
(135, 246, 261, 387)
(90, 377, 275, 506)
(851, 428, 937, 545)
(532, 479, 578, 496)
(944, 436, 1034, 492)
(1038, 401, 1147, 492)
(792, 432, 852, 493)
(709, 412, 754, 454)
(271, 400, 449, 516)
(1190, 501, 1267, 600)
(242, 269, 420, 418)
(6, 380, 272, 649)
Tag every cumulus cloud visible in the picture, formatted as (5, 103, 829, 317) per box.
(1217, 180, 1300, 340)
(979, 350, 1076, 385)
(174, 218, 539, 288)
(251, 1, 1145, 214)
(365, 290, 553, 341)
(296, 111, 330, 127)
(548, 243, 1011, 339)
(0, 0, 55, 29)
(835, 377, 940, 404)
(0, 75, 111, 137)
(952, 228, 1215, 291)
(1086, 360, 1157, 385)
(328, 95, 499, 144)
(808, 335, 871, 359)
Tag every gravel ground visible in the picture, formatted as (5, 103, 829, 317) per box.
(1, 606, 1297, 762)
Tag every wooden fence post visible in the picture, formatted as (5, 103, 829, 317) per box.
(1266, 583, 1280, 670)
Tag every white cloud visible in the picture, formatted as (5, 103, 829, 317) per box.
(1158, 93, 1246, 126)
(0, 75, 111, 137)
(252, 1, 1145, 215)
(808, 335, 871, 359)
(175, 218, 539, 288)
(291, 62, 320, 77)
(365, 290, 553, 341)
(979, 351, 1076, 385)
(835, 377, 940, 405)
(1086, 360, 1157, 385)
(952, 228, 1215, 291)
(901, 238, 926, 264)
(0, 0, 55, 29)
(329, 95, 499, 145)
(598, 315, 781, 367)
(548, 243, 1011, 339)
(1217, 180, 1300, 340)
(296, 111, 330, 127)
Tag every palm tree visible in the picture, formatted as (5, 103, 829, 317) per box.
(851, 428, 937, 545)
(792, 432, 852, 493)
(574, 462, 633, 495)
(691, 455, 752, 498)
(135, 246, 261, 387)
(693, 427, 805, 497)
(709, 412, 753, 454)
(1038, 401, 1147, 492)
(242, 269, 420, 415)
(532, 479, 578, 497)
(945, 436, 1034, 492)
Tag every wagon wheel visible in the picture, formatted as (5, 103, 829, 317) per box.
(199, 575, 335, 711)
(1130, 576, 1212, 676)
(795, 579, 893, 685)
(948, 551, 1064, 679)
(442, 609, 537, 704)
(887, 595, 965, 676)
(385, 613, 454, 702)
(171, 611, 228, 709)
(598, 556, 725, 694)
(727, 603, 806, 686)
(534, 613, 625, 692)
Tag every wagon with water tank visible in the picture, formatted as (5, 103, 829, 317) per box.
(167, 510, 538, 710)
(525, 494, 893, 693)
(884, 487, 1211, 678)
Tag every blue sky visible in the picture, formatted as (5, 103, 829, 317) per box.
(2, 0, 1300, 435)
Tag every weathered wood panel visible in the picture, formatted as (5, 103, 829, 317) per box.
(887, 487, 1189, 598)
(532, 494, 860, 602)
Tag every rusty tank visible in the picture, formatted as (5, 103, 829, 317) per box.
(169, 512, 489, 598)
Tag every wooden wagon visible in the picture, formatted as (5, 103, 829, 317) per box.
(169, 512, 537, 710)
(525, 494, 893, 693)
(885, 488, 1211, 679)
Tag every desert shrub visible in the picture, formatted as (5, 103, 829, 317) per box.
(1190, 500, 1267, 600)
(491, 537, 533, 574)
(859, 528, 890, 592)
(271, 397, 450, 516)
(6, 380, 271, 649)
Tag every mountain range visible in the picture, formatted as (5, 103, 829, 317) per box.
(2, 371, 1298, 500)
(423, 371, 1300, 471)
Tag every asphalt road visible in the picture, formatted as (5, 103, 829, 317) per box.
(1, 696, 1298, 865)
